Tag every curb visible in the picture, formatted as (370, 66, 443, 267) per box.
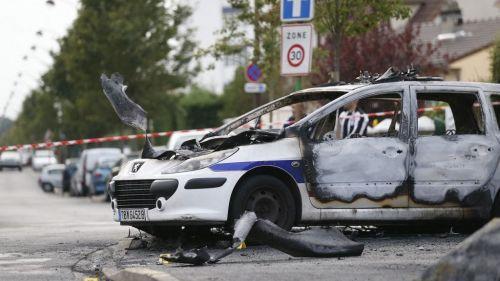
(104, 267, 179, 281)
(421, 218, 500, 281)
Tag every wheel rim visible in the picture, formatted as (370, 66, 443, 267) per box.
(245, 187, 286, 225)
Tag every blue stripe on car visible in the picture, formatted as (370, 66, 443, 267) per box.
(209, 160, 305, 183)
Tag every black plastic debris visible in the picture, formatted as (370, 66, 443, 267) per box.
(160, 211, 364, 265)
(250, 220, 364, 257)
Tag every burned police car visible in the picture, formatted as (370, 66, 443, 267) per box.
(101, 68, 500, 236)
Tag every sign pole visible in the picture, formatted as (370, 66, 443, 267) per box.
(294, 76, 302, 91)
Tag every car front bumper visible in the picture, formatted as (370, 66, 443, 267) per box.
(111, 169, 244, 225)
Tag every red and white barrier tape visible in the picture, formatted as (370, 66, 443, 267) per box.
(0, 105, 454, 152)
(0, 128, 211, 152)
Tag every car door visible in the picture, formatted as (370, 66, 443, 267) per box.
(409, 85, 500, 210)
(300, 84, 411, 208)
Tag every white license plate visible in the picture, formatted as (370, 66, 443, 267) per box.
(119, 208, 148, 221)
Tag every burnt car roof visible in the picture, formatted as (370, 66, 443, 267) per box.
(210, 81, 500, 137)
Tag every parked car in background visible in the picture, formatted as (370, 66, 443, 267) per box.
(32, 150, 57, 171)
(71, 148, 122, 196)
(90, 154, 124, 196)
(0, 151, 22, 171)
(63, 158, 79, 193)
(166, 129, 212, 150)
(18, 148, 32, 166)
(38, 164, 65, 192)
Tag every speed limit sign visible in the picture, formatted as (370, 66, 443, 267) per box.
(281, 24, 313, 76)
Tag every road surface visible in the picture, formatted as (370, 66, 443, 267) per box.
(0, 168, 466, 281)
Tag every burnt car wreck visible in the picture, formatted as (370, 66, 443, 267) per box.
(101, 68, 500, 249)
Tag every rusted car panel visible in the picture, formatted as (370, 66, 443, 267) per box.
(296, 82, 500, 221)
(411, 135, 498, 207)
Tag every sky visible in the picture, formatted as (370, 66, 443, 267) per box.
(0, 0, 79, 120)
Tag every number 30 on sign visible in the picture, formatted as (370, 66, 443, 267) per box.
(281, 24, 313, 76)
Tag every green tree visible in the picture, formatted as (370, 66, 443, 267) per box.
(492, 39, 500, 83)
(219, 66, 254, 119)
(179, 87, 222, 129)
(314, 0, 410, 81)
(209, 1, 283, 104)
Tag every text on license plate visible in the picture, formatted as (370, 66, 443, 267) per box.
(119, 209, 148, 221)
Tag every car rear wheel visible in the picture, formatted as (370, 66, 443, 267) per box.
(230, 175, 296, 230)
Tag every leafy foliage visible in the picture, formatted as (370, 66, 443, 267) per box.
(492, 39, 500, 83)
(208, 0, 284, 104)
(312, 24, 448, 84)
(178, 87, 222, 129)
(314, 0, 410, 81)
(219, 66, 255, 119)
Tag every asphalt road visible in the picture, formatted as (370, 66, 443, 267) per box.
(0, 168, 467, 281)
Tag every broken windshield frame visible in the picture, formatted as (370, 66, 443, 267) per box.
(207, 89, 355, 138)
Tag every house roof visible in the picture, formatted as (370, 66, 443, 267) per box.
(418, 17, 500, 63)
(407, 0, 447, 24)
(406, 0, 500, 23)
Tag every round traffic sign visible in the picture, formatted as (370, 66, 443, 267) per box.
(287, 44, 305, 67)
(246, 63, 262, 82)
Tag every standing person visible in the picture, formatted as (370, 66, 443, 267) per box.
(337, 101, 369, 139)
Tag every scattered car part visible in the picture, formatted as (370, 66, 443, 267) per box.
(160, 211, 364, 265)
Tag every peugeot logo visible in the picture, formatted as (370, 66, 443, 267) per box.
(131, 161, 144, 173)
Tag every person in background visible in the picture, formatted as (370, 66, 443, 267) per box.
(336, 100, 369, 139)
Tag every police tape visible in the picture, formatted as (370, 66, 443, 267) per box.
(0, 129, 211, 152)
(0, 106, 452, 152)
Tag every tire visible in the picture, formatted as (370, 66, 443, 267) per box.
(229, 175, 296, 230)
(42, 183, 54, 192)
(18, 166, 22, 171)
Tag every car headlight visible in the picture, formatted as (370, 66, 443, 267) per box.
(162, 148, 238, 174)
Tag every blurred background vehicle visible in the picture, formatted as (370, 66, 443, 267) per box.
(0, 151, 22, 171)
(101, 151, 140, 201)
(38, 164, 65, 192)
(90, 154, 124, 196)
(31, 150, 57, 171)
(70, 147, 122, 196)
(166, 129, 212, 150)
(62, 158, 79, 194)
(18, 148, 32, 166)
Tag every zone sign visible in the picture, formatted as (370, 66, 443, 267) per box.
(281, 24, 313, 76)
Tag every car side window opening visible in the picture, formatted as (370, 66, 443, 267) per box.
(489, 94, 500, 130)
(310, 93, 403, 142)
(416, 92, 484, 136)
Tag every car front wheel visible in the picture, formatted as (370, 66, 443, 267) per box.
(230, 175, 296, 230)
(42, 183, 54, 192)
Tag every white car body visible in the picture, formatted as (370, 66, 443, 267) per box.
(0, 151, 23, 170)
(39, 164, 66, 190)
(166, 129, 213, 150)
(32, 150, 57, 171)
(110, 81, 500, 229)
